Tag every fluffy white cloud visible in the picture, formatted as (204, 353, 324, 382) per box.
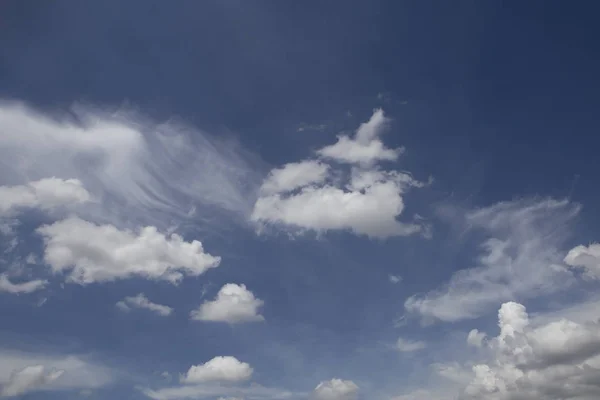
(180, 357, 253, 384)
(252, 110, 427, 239)
(389, 275, 402, 284)
(0, 350, 112, 395)
(317, 109, 400, 165)
(312, 379, 359, 400)
(459, 301, 600, 400)
(259, 161, 329, 195)
(396, 337, 427, 352)
(0, 365, 64, 397)
(0, 102, 264, 230)
(36, 216, 220, 284)
(252, 180, 421, 238)
(0, 274, 47, 294)
(564, 243, 600, 280)
(0, 178, 90, 216)
(190, 284, 264, 323)
(405, 198, 578, 322)
(116, 293, 173, 316)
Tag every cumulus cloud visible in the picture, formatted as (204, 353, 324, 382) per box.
(190, 284, 264, 323)
(0, 101, 264, 230)
(36, 216, 220, 284)
(312, 379, 359, 400)
(395, 300, 600, 400)
(0, 274, 47, 294)
(316, 109, 400, 165)
(396, 337, 427, 352)
(116, 293, 173, 316)
(405, 198, 579, 322)
(0, 178, 90, 217)
(389, 275, 402, 284)
(0, 365, 64, 397)
(564, 243, 600, 280)
(459, 301, 600, 400)
(180, 357, 253, 384)
(251, 109, 427, 238)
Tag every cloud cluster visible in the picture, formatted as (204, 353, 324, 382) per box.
(461, 301, 600, 400)
(251, 109, 427, 238)
(190, 284, 264, 324)
(117, 293, 173, 317)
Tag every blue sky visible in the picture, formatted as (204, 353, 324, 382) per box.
(1, 1, 600, 399)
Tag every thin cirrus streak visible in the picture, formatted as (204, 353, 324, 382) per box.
(0, 100, 266, 232)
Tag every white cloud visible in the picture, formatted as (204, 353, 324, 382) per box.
(116, 293, 173, 316)
(252, 179, 422, 238)
(316, 109, 400, 165)
(0, 365, 64, 397)
(0, 178, 90, 217)
(395, 337, 427, 352)
(0, 349, 112, 395)
(564, 243, 600, 280)
(460, 301, 600, 400)
(36, 216, 220, 284)
(251, 109, 427, 238)
(0, 274, 47, 294)
(190, 284, 264, 324)
(180, 357, 253, 384)
(312, 379, 359, 400)
(394, 300, 600, 400)
(405, 198, 579, 322)
(0, 101, 264, 230)
(389, 275, 402, 284)
(259, 161, 329, 195)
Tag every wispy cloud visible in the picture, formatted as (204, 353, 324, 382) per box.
(0, 101, 265, 231)
(116, 293, 173, 317)
(405, 198, 579, 322)
(0, 349, 113, 396)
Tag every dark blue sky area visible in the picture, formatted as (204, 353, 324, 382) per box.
(2, 1, 598, 209)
